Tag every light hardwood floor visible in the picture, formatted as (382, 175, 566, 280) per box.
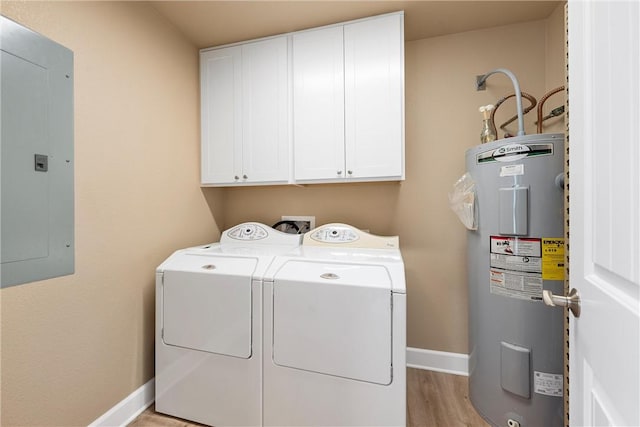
(128, 368, 489, 427)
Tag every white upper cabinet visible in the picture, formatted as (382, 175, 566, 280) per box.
(201, 46, 242, 185)
(293, 26, 345, 181)
(293, 12, 405, 183)
(344, 14, 404, 181)
(201, 37, 289, 186)
(241, 38, 289, 184)
(200, 12, 404, 186)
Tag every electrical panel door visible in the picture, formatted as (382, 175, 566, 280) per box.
(1, 16, 74, 288)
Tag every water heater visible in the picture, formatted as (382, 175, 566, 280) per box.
(466, 133, 564, 426)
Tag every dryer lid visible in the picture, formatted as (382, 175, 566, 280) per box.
(272, 270, 392, 385)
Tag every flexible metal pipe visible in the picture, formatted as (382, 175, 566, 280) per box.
(477, 68, 526, 136)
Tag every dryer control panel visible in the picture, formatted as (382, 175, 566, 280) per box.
(310, 226, 359, 243)
(304, 223, 399, 249)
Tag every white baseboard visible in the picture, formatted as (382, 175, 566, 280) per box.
(88, 378, 155, 427)
(406, 347, 469, 376)
(87, 349, 465, 425)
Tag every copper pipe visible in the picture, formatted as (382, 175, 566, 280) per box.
(490, 92, 537, 137)
(537, 85, 565, 133)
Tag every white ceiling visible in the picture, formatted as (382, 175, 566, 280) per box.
(150, 1, 562, 48)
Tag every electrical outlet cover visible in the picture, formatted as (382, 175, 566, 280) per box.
(281, 216, 315, 233)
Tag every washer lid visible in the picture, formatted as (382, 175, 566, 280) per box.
(162, 252, 259, 274)
(162, 256, 256, 358)
(273, 260, 392, 290)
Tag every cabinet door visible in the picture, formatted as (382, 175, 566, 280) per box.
(201, 46, 242, 185)
(241, 37, 289, 183)
(293, 26, 345, 181)
(344, 14, 404, 179)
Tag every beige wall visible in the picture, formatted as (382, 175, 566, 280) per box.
(221, 17, 566, 352)
(0, 2, 565, 425)
(0, 2, 223, 425)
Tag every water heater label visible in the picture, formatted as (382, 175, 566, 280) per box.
(490, 236, 541, 257)
(489, 269, 543, 301)
(490, 237, 544, 301)
(534, 371, 563, 397)
(499, 164, 524, 177)
(542, 238, 565, 280)
(490, 253, 541, 273)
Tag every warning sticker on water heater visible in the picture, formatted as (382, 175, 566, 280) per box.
(534, 371, 563, 397)
(490, 269, 543, 301)
(489, 236, 544, 300)
(490, 237, 542, 272)
(490, 236, 541, 257)
(490, 253, 542, 273)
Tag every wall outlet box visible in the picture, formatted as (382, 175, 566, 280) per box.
(281, 215, 315, 234)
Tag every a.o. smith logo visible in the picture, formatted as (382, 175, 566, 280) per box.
(493, 144, 530, 162)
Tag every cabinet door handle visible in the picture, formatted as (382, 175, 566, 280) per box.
(337, 170, 343, 175)
(347, 170, 353, 175)
(234, 175, 239, 180)
(243, 174, 248, 179)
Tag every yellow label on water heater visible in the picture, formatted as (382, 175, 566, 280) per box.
(542, 238, 565, 280)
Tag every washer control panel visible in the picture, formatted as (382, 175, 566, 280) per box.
(220, 222, 303, 246)
(225, 223, 268, 241)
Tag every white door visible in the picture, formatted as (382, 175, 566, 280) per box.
(568, 1, 639, 426)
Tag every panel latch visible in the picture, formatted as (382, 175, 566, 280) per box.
(34, 154, 48, 172)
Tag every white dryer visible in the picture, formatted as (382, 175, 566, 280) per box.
(263, 223, 407, 426)
(155, 222, 301, 426)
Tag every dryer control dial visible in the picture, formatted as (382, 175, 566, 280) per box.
(226, 223, 268, 240)
(310, 226, 359, 243)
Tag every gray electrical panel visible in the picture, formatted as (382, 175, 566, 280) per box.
(1, 16, 74, 288)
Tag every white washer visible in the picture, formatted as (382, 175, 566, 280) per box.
(155, 222, 301, 426)
(263, 223, 407, 426)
